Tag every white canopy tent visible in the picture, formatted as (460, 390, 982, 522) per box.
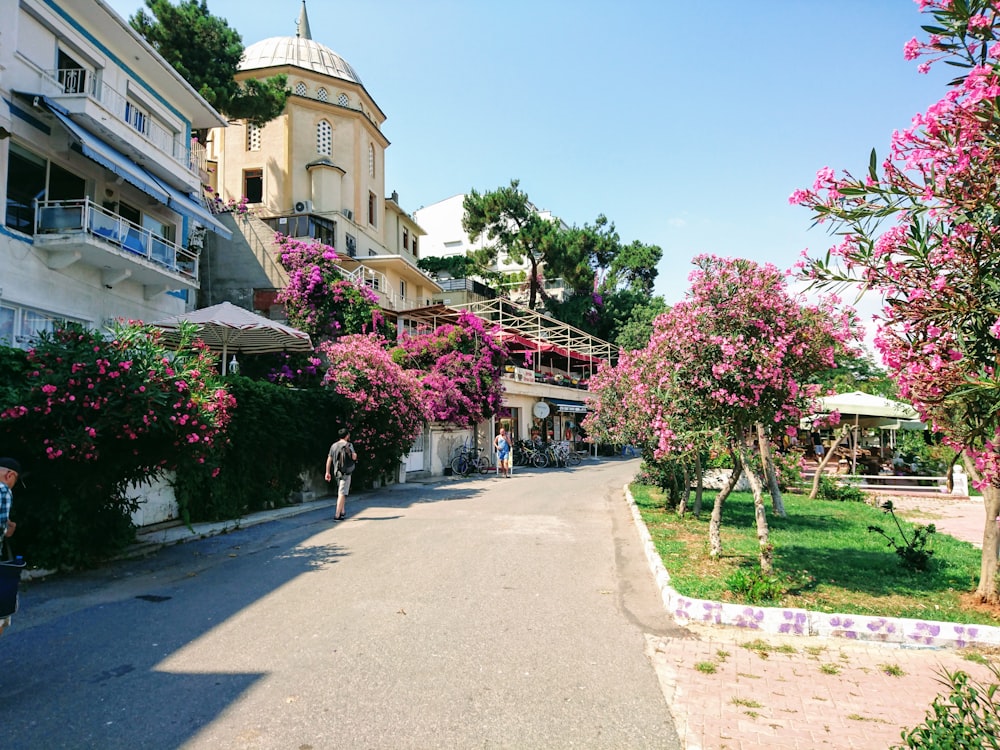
(811, 391, 925, 473)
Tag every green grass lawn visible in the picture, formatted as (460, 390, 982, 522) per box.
(630, 484, 1000, 627)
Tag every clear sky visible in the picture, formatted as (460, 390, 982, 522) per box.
(105, 0, 952, 308)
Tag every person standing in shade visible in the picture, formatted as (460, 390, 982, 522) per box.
(494, 427, 511, 478)
(325, 429, 357, 521)
(0, 457, 21, 636)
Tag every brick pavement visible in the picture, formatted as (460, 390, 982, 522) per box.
(634, 492, 1000, 750)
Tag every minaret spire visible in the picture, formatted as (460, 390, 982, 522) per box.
(296, 0, 312, 40)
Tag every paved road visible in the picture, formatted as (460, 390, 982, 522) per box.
(0, 458, 683, 749)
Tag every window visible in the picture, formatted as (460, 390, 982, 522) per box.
(368, 192, 376, 226)
(368, 143, 375, 177)
(244, 169, 263, 204)
(247, 123, 261, 151)
(399, 280, 407, 300)
(57, 49, 90, 95)
(338, 93, 349, 106)
(317, 87, 328, 102)
(124, 99, 148, 135)
(4, 145, 86, 234)
(412, 236, 418, 256)
(317, 120, 332, 156)
(294, 81, 307, 96)
(345, 233, 357, 257)
(0, 306, 14, 346)
(5, 144, 47, 233)
(0, 302, 80, 348)
(402, 228, 409, 251)
(264, 215, 336, 246)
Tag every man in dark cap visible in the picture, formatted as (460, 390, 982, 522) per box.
(0, 457, 20, 636)
(0, 457, 19, 543)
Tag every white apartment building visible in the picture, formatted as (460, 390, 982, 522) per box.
(413, 192, 569, 306)
(0, 0, 231, 347)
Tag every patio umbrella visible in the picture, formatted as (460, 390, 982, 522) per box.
(152, 301, 313, 374)
(815, 391, 920, 421)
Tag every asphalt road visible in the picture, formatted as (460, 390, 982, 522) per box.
(0, 458, 684, 749)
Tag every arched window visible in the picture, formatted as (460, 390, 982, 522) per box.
(368, 143, 375, 177)
(338, 92, 349, 107)
(317, 87, 328, 102)
(294, 81, 307, 96)
(317, 120, 332, 156)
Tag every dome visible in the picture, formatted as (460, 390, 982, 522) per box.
(240, 36, 363, 86)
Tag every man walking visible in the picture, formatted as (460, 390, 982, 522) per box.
(0, 457, 21, 636)
(325, 429, 357, 521)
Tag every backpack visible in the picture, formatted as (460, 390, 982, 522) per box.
(332, 441, 356, 477)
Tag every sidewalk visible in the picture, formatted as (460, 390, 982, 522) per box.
(631, 490, 1000, 750)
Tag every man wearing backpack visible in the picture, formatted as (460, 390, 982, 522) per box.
(325, 429, 357, 521)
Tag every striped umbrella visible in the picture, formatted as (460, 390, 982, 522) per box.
(153, 301, 313, 374)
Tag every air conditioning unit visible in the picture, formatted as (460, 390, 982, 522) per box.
(341, 208, 354, 221)
(293, 199, 313, 214)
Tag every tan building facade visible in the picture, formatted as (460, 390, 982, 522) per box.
(204, 3, 438, 322)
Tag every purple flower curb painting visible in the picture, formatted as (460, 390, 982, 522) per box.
(624, 486, 1000, 650)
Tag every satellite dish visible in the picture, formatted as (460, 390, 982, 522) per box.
(532, 402, 550, 419)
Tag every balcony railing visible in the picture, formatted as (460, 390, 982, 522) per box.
(46, 68, 196, 173)
(34, 198, 199, 280)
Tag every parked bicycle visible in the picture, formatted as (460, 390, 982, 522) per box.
(451, 444, 490, 477)
(513, 439, 548, 468)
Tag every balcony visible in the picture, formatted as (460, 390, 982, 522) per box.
(32, 199, 199, 295)
(43, 69, 198, 181)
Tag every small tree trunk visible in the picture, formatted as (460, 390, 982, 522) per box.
(693, 452, 704, 518)
(738, 432, 773, 574)
(709, 449, 742, 558)
(757, 422, 786, 517)
(677, 463, 690, 517)
(808, 425, 852, 499)
(964, 456, 1000, 605)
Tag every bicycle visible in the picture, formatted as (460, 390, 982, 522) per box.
(451, 445, 490, 477)
(557, 442, 582, 467)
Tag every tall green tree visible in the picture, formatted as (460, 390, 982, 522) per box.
(462, 180, 564, 310)
(130, 0, 288, 127)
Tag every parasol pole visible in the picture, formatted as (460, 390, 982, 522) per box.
(221, 341, 228, 375)
(852, 412, 859, 475)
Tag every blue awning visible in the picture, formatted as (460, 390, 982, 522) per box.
(548, 397, 589, 414)
(35, 95, 231, 239)
(43, 101, 170, 204)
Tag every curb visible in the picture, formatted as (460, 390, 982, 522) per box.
(624, 484, 1000, 650)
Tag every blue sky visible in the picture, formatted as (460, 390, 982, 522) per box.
(106, 0, 952, 307)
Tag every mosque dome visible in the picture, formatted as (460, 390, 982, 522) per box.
(238, 3, 362, 85)
(240, 36, 363, 85)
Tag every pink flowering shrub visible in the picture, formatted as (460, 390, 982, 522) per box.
(319, 334, 427, 479)
(791, 0, 1000, 601)
(0, 321, 235, 567)
(274, 234, 391, 340)
(392, 311, 508, 428)
(585, 256, 852, 563)
(587, 255, 853, 462)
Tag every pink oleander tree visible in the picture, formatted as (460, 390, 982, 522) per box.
(791, 0, 1000, 603)
(589, 255, 854, 571)
(0, 321, 235, 567)
(318, 334, 427, 479)
(274, 234, 391, 341)
(392, 311, 508, 428)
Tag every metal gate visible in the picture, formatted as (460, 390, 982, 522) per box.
(405, 423, 425, 472)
